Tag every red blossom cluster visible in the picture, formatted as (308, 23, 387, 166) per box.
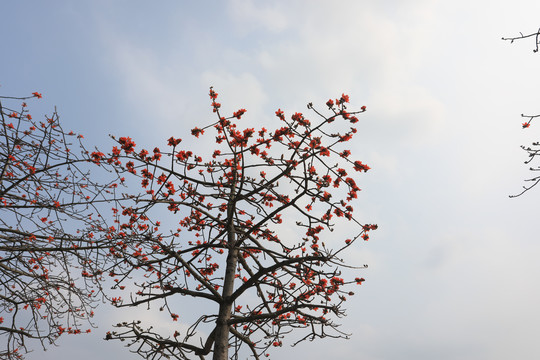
(90, 88, 375, 360)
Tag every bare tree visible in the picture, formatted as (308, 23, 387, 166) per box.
(98, 88, 377, 360)
(503, 28, 540, 196)
(0, 93, 116, 359)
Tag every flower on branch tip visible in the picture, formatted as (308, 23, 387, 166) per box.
(523, 122, 530, 128)
(91, 151, 105, 164)
(118, 137, 136, 154)
(326, 99, 335, 108)
(291, 112, 310, 127)
(233, 108, 247, 119)
(153, 147, 161, 160)
(167, 137, 182, 146)
(362, 224, 378, 232)
(191, 127, 204, 138)
(353, 160, 370, 172)
(175, 150, 192, 161)
(139, 149, 149, 158)
(361, 105, 367, 111)
(32, 92, 42, 98)
(275, 109, 285, 121)
(340, 94, 350, 104)
(322, 191, 331, 201)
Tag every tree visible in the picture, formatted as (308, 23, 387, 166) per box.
(503, 28, 540, 196)
(0, 93, 115, 359)
(97, 88, 377, 360)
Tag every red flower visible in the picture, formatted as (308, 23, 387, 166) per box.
(118, 137, 136, 154)
(175, 150, 192, 161)
(211, 101, 221, 112)
(167, 137, 182, 146)
(326, 99, 335, 108)
(139, 149, 149, 158)
(91, 151, 105, 164)
(233, 108, 247, 119)
(275, 109, 285, 120)
(153, 147, 162, 161)
(191, 127, 204, 138)
(32, 92, 42, 98)
(353, 160, 370, 172)
(291, 112, 310, 127)
(523, 122, 531, 128)
(319, 147, 330, 156)
(355, 277, 365, 284)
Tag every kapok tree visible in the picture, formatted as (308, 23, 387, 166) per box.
(99, 88, 377, 360)
(503, 29, 540, 196)
(0, 93, 116, 359)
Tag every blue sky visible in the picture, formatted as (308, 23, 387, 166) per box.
(3, 1, 540, 359)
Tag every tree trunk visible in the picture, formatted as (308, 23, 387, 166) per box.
(213, 174, 239, 360)
(212, 246, 238, 360)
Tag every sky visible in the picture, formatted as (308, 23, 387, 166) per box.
(2, 1, 540, 359)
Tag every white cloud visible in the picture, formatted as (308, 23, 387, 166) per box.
(100, 37, 191, 128)
(227, 0, 288, 34)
